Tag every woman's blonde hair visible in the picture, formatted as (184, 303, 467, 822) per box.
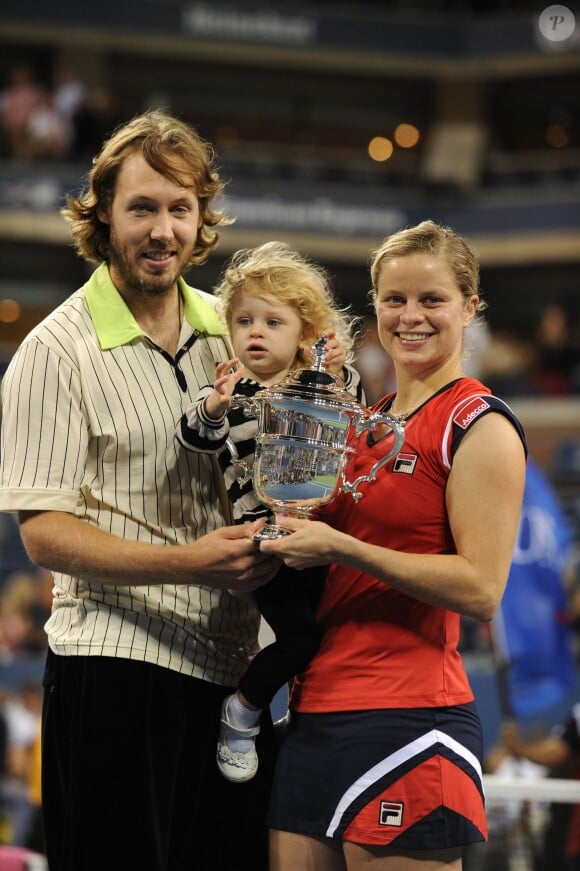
(61, 109, 231, 266)
(214, 241, 357, 366)
(370, 219, 486, 315)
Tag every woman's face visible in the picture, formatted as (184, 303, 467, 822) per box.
(374, 252, 478, 377)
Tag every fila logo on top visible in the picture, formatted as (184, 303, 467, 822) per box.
(379, 800, 404, 826)
(393, 452, 418, 475)
(454, 396, 490, 430)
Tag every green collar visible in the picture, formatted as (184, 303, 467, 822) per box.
(84, 263, 227, 350)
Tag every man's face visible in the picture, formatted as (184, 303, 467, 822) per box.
(99, 151, 201, 298)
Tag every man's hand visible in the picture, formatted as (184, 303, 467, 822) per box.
(189, 523, 281, 592)
(500, 721, 522, 756)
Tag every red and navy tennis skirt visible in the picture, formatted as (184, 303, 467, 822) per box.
(267, 702, 488, 849)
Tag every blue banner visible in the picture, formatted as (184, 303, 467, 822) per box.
(493, 458, 574, 719)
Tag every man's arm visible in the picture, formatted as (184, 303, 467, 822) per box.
(501, 720, 572, 769)
(18, 510, 279, 593)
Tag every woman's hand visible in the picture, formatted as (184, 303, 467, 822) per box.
(259, 516, 345, 569)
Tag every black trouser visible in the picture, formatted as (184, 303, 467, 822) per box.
(239, 564, 324, 710)
(41, 652, 277, 871)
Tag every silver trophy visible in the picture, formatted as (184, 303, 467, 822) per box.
(231, 337, 405, 539)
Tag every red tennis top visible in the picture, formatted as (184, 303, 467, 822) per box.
(292, 377, 526, 713)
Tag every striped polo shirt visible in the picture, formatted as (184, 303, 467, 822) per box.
(0, 263, 260, 686)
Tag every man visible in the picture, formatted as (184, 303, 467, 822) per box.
(0, 109, 281, 871)
(502, 706, 580, 871)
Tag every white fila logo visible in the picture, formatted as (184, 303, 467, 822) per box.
(393, 452, 418, 475)
(379, 800, 404, 826)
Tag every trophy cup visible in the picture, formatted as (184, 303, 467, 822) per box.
(230, 337, 405, 539)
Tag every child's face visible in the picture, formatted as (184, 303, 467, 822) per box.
(230, 292, 306, 386)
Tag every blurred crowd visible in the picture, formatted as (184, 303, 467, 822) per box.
(0, 567, 49, 853)
(0, 62, 117, 164)
(2, 58, 580, 404)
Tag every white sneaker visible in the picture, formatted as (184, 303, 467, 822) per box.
(216, 697, 260, 783)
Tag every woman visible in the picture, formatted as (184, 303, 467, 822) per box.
(260, 220, 528, 871)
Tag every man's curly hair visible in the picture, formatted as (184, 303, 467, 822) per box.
(61, 109, 231, 267)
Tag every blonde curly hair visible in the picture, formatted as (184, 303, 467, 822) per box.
(214, 241, 357, 367)
(370, 219, 486, 315)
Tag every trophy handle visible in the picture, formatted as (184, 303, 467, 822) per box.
(225, 438, 252, 486)
(341, 414, 405, 502)
(230, 395, 260, 417)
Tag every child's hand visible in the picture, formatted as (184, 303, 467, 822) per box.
(322, 328, 346, 375)
(204, 358, 245, 419)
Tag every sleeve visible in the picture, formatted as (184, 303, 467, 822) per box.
(176, 386, 230, 454)
(0, 338, 88, 512)
(447, 393, 528, 463)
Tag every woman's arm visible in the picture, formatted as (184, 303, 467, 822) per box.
(260, 412, 526, 621)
